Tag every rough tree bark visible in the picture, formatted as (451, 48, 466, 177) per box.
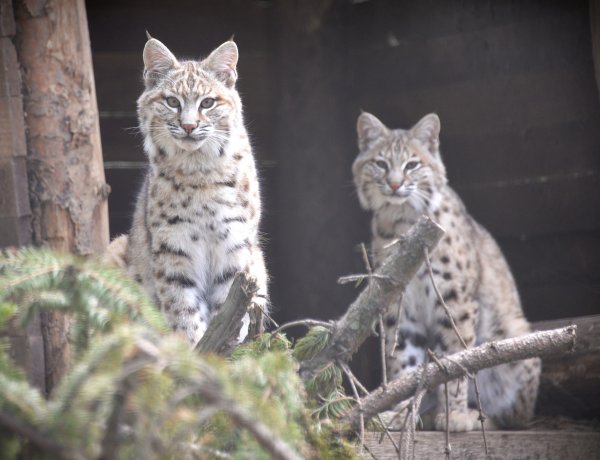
(0, 0, 45, 391)
(14, 0, 109, 394)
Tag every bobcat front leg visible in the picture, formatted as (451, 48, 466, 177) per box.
(433, 299, 482, 432)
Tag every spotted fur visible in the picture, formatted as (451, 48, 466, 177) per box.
(112, 38, 268, 346)
(353, 112, 540, 431)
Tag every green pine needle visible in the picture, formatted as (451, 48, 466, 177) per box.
(292, 326, 331, 361)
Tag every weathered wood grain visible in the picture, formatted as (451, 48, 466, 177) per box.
(0, 2, 44, 392)
(533, 315, 600, 419)
(363, 430, 600, 460)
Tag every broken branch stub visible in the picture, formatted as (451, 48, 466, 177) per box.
(195, 272, 257, 355)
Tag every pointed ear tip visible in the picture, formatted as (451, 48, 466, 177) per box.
(357, 111, 372, 122)
(228, 42, 239, 55)
(219, 40, 238, 50)
(424, 113, 440, 124)
(143, 38, 160, 51)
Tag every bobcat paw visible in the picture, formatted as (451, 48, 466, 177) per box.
(434, 409, 482, 432)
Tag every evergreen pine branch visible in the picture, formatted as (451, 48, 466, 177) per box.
(0, 248, 362, 458)
(311, 390, 354, 419)
(292, 326, 331, 361)
(0, 248, 166, 354)
(0, 373, 48, 425)
(77, 258, 167, 333)
(48, 327, 132, 420)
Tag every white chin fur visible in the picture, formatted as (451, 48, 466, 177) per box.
(174, 138, 203, 151)
(384, 193, 409, 206)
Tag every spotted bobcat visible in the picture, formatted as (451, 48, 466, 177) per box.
(352, 112, 540, 431)
(104, 37, 268, 346)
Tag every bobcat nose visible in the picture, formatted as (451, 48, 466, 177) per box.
(181, 123, 197, 134)
(388, 181, 402, 191)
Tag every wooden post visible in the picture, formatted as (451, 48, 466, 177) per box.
(14, 0, 110, 394)
(0, 0, 45, 391)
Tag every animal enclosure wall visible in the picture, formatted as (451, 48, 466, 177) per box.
(87, 0, 600, 388)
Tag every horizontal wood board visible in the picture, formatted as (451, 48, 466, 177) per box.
(363, 430, 600, 460)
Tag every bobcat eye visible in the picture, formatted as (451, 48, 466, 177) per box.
(375, 160, 388, 170)
(200, 97, 216, 109)
(166, 97, 180, 108)
(404, 161, 419, 171)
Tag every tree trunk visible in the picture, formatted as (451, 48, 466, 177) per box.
(14, 0, 109, 394)
(0, 0, 45, 391)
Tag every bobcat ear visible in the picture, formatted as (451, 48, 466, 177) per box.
(143, 38, 178, 87)
(357, 112, 388, 152)
(203, 41, 238, 88)
(411, 113, 441, 153)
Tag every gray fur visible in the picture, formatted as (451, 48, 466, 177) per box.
(353, 112, 540, 431)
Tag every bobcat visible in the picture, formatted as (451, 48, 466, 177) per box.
(352, 112, 540, 431)
(105, 38, 268, 346)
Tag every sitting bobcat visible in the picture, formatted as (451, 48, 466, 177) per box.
(352, 112, 540, 431)
(104, 37, 268, 346)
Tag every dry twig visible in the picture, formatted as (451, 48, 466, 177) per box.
(379, 315, 388, 390)
(272, 319, 332, 335)
(0, 411, 84, 460)
(424, 248, 488, 453)
(359, 243, 389, 392)
(341, 362, 365, 455)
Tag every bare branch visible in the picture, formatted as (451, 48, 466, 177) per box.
(223, 404, 304, 460)
(345, 326, 577, 432)
(338, 273, 395, 285)
(341, 363, 365, 455)
(424, 248, 466, 349)
(300, 217, 445, 381)
(196, 272, 257, 354)
(98, 379, 132, 460)
(0, 410, 84, 460)
(272, 319, 332, 335)
(425, 248, 488, 451)
(378, 315, 388, 390)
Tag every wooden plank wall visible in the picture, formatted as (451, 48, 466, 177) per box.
(87, 0, 600, 388)
(339, 0, 600, 324)
(86, 0, 273, 238)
